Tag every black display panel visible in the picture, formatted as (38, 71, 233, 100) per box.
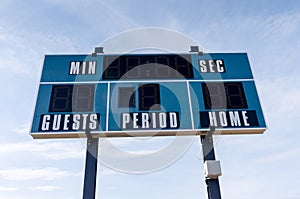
(49, 85, 95, 112)
(200, 111, 259, 128)
(118, 87, 136, 108)
(103, 54, 194, 80)
(39, 113, 100, 131)
(202, 82, 248, 109)
(138, 84, 161, 111)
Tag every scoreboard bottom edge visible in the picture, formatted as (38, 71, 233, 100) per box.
(30, 128, 266, 139)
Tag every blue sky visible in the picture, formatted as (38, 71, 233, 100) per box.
(1, 0, 300, 198)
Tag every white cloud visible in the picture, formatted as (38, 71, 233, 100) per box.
(101, 27, 197, 54)
(33, 185, 61, 191)
(0, 32, 33, 75)
(0, 186, 18, 191)
(259, 12, 300, 42)
(189, 10, 300, 56)
(216, 135, 285, 154)
(258, 76, 300, 122)
(0, 167, 80, 181)
(0, 140, 85, 160)
(256, 148, 300, 163)
(13, 122, 30, 135)
(40, 0, 138, 29)
(98, 136, 195, 174)
(99, 167, 119, 176)
(0, 25, 78, 77)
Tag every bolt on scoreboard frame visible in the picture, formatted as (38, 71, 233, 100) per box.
(30, 52, 266, 138)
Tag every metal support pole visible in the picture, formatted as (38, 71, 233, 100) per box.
(200, 130, 222, 199)
(83, 132, 99, 199)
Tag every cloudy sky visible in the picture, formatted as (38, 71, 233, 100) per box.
(1, 0, 300, 199)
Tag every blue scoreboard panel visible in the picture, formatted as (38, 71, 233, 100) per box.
(31, 53, 266, 138)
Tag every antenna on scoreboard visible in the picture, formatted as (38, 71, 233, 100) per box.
(190, 46, 203, 56)
(92, 47, 104, 56)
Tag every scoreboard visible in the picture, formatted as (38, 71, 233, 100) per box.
(30, 53, 266, 138)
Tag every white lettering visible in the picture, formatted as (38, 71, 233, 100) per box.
(209, 60, 215, 72)
(229, 111, 241, 126)
(199, 60, 225, 73)
(40, 114, 100, 131)
(70, 62, 80, 75)
(169, 112, 178, 128)
(120, 112, 180, 130)
(219, 111, 227, 127)
(89, 114, 98, 130)
(159, 113, 167, 128)
(133, 113, 139, 128)
(151, 112, 156, 128)
(199, 60, 207, 72)
(242, 111, 250, 126)
(141, 113, 149, 128)
(88, 61, 96, 74)
(81, 62, 86, 75)
(209, 112, 218, 126)
(216, 60, 224, 72)
(122, 113, 130, 129)
(41, 115, 50, 131)
(81, 114, 88, 129)
(52, 115, 61, 130)
(72, 114, 81, 130)
(63, 114, 70, 130)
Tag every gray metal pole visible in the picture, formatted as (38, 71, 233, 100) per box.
(83, 133, 99, 199)
(200, 130, 222, 199)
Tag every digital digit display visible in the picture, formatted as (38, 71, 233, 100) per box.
(202, 82, 248, 109)
(102, 54, 194, 80)
(138, 84, 161, 111)
(118, 87, 136, 108)
(49, 85, 95, 112)
(103, 57, 121, 79)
